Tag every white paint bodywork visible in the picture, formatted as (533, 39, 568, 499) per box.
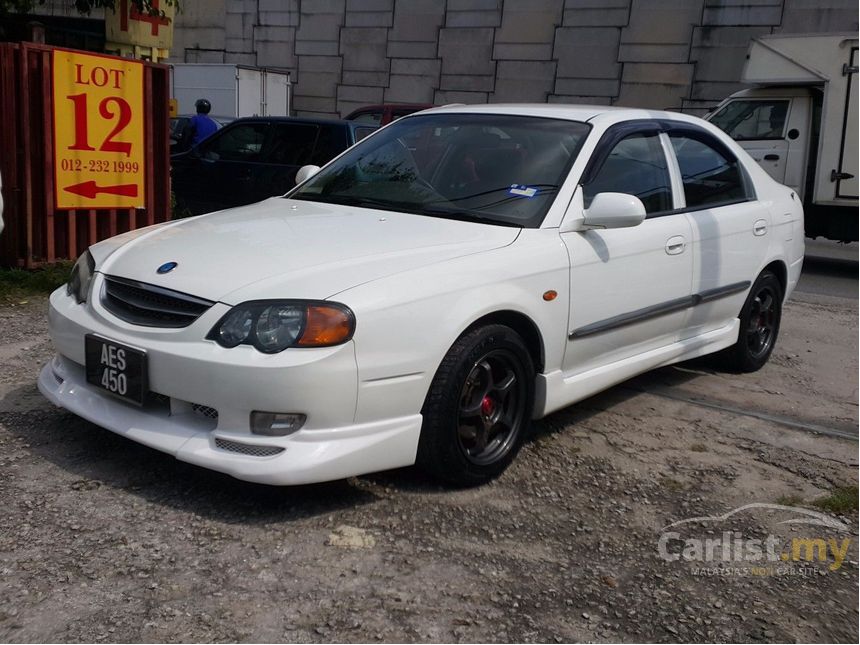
(39, 104, 804, 485)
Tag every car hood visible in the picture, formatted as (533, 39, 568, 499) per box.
(97, 197, 521, 304)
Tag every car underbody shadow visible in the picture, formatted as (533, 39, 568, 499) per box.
(0, 383, 379, 524)
(3, 358, 722, 504)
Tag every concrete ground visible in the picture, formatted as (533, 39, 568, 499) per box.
(0, 241, 856, 643)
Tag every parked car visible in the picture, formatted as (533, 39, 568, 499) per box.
(39, 104, 803, 487)
(345, 103, 433, 126)
(171, 116, 376, 216)
(169, 114, 234, 154)
(705, 33, 858, 242)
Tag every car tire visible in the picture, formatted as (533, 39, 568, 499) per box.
(417, 324, 535, 486)
(720, 270, 783, 373)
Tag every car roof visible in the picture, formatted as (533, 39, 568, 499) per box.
(173, 114, 234, 120)
(416, 103, 706, 126)
(229, 115, 359, 127)
(348, 103, 433, 111)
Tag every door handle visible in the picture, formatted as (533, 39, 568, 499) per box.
(665, 235, 686, 255)
(763, 154, 780, 161)
(753, 219, 768, 236)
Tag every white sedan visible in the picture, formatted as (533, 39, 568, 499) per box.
(38, 105, 804, 486)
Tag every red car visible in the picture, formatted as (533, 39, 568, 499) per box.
(344, 103, 433, 126)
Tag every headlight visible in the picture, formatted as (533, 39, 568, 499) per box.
(66, 250, 95, 304)
(208, 300, 355, 353)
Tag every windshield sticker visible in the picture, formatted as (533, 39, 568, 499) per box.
(509, 184, 538, 198)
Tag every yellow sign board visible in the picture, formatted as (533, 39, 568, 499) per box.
(105, 0, 175, 50)
(52, 50, 145, 210)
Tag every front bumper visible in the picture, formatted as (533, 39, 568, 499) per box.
(39, 284, 422, 485)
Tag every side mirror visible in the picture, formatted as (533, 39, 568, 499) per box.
(295, 164, 321, 185)
(582, 192, 646, 229)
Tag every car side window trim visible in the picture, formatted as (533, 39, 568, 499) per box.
(660, 132, 687, 211)
(579, 118, 759, 220)
(640, 197, 757, 219)
(582, 119, 743, 175)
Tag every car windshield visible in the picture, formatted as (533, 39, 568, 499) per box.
(708, 100, 790, 141)
(290, 113, 591, 227)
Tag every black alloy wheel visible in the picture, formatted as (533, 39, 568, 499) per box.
(418, 324, 535, 486)
(720, 270, 783, 373)
(457, 349, 527, 466)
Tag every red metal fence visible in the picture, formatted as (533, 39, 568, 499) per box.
(0, 42, 171, 268)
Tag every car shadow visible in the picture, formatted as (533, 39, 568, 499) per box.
(3, 360, 714, 508)
(801, 253, 858, 278)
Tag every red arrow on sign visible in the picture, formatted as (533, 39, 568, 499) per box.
(64, 181, 139, 199)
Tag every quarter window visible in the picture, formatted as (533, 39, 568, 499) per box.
(670, 134, 750, 209)
(583, 133, 673, 214)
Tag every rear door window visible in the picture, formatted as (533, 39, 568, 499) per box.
(669, 134, 752, 209)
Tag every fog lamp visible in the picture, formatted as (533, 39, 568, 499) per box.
(250, 411, 306, 436)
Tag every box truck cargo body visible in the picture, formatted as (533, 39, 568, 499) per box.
(707, 33, 858, 241)
(171, 64, 291, 119)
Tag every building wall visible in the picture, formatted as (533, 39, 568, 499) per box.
(163, 0, 857, 117)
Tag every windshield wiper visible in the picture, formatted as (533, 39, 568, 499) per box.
(426, 184, 559, 205)
(416, 207, 524, 228)
(292, 194, 523, 227)
(291, 193, 412, 212)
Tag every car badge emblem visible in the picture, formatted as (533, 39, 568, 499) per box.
(157, 262, 178, 274)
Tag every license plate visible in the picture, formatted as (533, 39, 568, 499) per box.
(85, 335, 148, 406)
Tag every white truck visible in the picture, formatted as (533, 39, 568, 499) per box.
(707, 33, 858, 241)
(170, 63, 292, 119)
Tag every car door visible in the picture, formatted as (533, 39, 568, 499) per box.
(171, 121, 270, 215)
(560, 127, 693, 376)
(667, 127, 769, 339)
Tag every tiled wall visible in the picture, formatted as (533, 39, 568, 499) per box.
(168, 0, 858, 117)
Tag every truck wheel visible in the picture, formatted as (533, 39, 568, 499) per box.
(417, 324, 534, 486)
(721, 270, 783, 373)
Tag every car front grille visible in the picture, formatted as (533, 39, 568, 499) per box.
(102, 276, 214, 328)
(214, 438, 284, 458)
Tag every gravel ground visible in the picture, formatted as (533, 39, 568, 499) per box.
(0, 285, 857, 643)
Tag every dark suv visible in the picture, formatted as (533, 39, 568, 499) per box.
(171, 117, 376, 216)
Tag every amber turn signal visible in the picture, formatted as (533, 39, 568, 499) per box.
(297, 304, 356, 347)
(542, 290, 558, 301)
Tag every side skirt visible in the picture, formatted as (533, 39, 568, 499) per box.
(533, 318, 740, 418)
